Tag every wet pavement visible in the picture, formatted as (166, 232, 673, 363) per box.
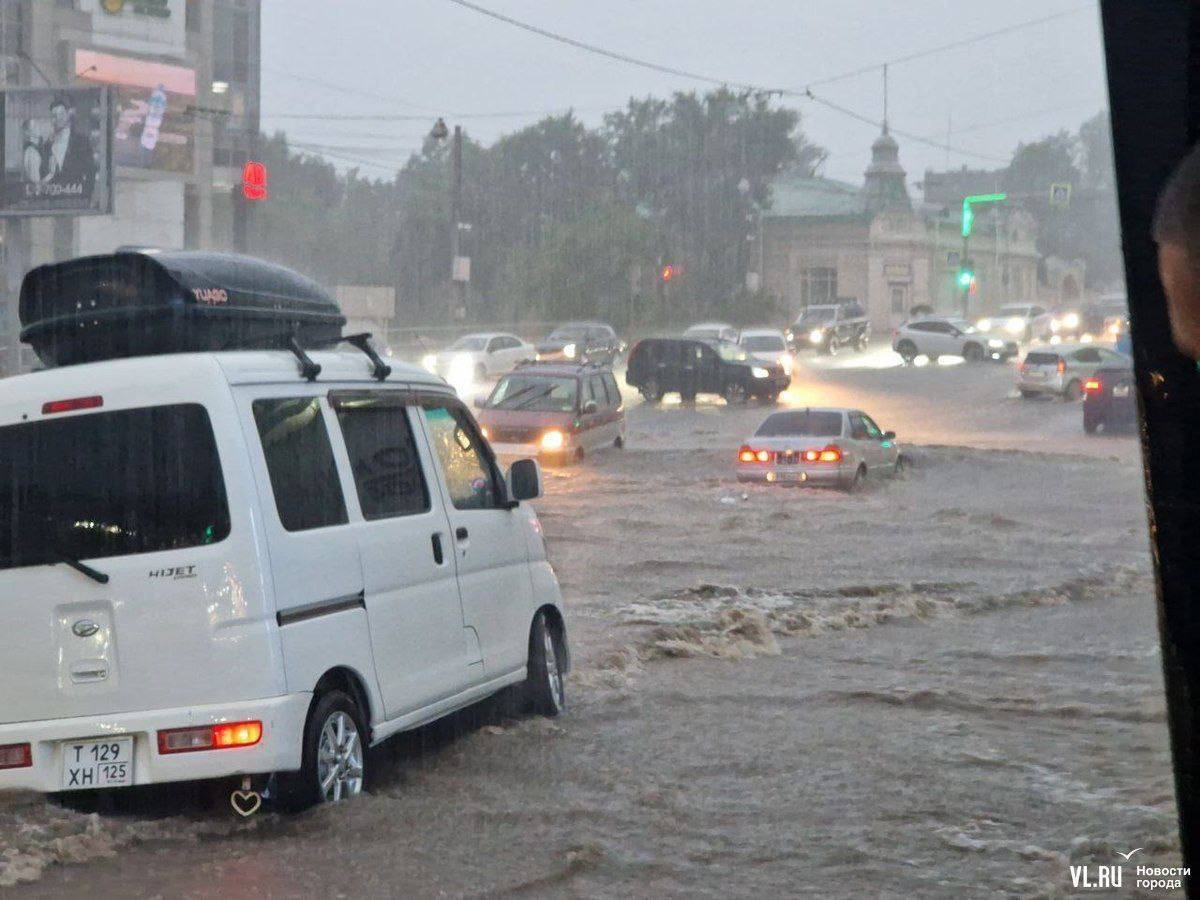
(3, 354, 1176, 898)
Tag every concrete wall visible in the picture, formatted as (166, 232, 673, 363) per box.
(77, 179, 185, 254)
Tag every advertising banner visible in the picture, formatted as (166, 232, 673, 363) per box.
(0, 86, 113, 217)
(76, 49, 196, 174)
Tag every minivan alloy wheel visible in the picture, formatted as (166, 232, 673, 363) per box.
(317, 710, 363, 802)
(543, 627, 564, 711)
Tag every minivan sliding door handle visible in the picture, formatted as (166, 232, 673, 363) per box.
(431, 533, 444, 565)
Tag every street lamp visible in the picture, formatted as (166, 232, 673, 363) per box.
(430, 118, 467, 320)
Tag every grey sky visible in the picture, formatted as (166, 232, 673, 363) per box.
(260, 0, 1108, 187)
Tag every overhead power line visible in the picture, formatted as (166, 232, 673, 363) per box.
(802, 6, 1094, 90)
(441, 0, 771, 92)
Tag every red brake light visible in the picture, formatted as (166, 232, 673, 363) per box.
(1084, 378, 1102, 392)
(0, 743, 31, 769)
(1057, 359, 1066, 375)
(158, 721, 262, 754)
(42, 395, 103, 415)
(804, 446, 843, 463)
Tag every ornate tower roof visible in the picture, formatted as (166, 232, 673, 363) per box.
(863, 125, 911, 214)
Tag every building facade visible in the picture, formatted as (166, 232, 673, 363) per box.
(0, 0, 260, 374)
(761, 128, 1040, 332)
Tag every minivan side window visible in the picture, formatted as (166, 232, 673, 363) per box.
(334, 399, 430, 520)
(422, 402, 500, 511)
(603, 373, 621, 407)
(587, 376, 607, 408)
(252, 398, 348, 531)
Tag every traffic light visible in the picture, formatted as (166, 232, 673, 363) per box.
(660, 263, 676, 283)
(957, 258, 975, 291)
(242, 161, 268, 201)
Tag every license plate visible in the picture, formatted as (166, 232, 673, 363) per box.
(1028, 371, 1046, 379)
(61, 736, 133, 790)
(1112, 384, 1131, 398)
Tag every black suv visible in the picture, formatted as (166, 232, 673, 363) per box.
(536, 322, 623, 365)
(626, 338, 790, 404)
(786, 301, 870, 355)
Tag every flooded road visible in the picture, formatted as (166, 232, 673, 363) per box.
(4, 357, 1177, 898)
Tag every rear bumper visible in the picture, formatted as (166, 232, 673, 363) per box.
(736, 463, 847, 486)
(1018, 376, 1065, 394)
(0, 693, 310, 792)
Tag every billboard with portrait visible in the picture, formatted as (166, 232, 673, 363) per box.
(76, 49, 195, 174)
(0, 86, 113, 217)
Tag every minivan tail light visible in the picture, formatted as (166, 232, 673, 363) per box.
(1084, 378, 1102, 392)
(42, 395, 103, 415)
(0, 743, 31, 769)
(158, 721, 262, 754)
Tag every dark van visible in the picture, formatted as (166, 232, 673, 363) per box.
(626, 338, 789, 405)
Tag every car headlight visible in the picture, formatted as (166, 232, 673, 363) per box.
(422, 354, 438, 373)
(1050, 319, 1061, 333)
(784, 330, 794, 342)
(1005, 317, 1025, 334)
(977, 318, 992, 331)
(563, 342, 577, 359)
(540, 429, 565, 451)
(808, 329, 824, 344)
(480, 426, 490, 440)
(1080, 333, 1094, 344)
(987, 338, 1004, 348)
(751, 366, 770, 378)
(1062, 312, 1079, 329)
(1049, 334, 1062, 345)
(447, 353, 476, 388)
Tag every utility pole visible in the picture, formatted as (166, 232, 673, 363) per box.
(431, 118, 468, 322)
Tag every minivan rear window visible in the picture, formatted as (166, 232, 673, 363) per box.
(1024, 352, 1061, 366)
(0, 404, 230, 571)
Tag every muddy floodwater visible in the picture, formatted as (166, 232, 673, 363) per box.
(1, 362, 1181, 898)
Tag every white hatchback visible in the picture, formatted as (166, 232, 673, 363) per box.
(0, 350, 568, 807)
(422, 332, 535, 384)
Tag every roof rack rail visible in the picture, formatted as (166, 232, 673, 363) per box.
(341, 332, 392, 382)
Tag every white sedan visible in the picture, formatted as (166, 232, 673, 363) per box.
(738, 327, 794, 376)
(736, 407, 904, 491)
(422, 332, 535, 384)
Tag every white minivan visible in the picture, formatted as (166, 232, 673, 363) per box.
(0, 349, 569, 806)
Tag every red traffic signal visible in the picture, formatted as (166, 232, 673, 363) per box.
(660, 264, 676, 283)
(242, 161, 268, 201)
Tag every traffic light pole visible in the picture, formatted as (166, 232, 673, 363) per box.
(958, 192, 1006, 320)
(960, 233, 970, 318)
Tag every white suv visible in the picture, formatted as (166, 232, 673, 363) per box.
(0, 261, 568, 808)
(892, 316, 1018, 364)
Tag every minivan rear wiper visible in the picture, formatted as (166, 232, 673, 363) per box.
(51, 548, 110, 584)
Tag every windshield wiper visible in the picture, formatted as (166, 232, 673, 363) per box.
(495, 384, 540, 408)
(512, 386, 557, 409)
(51, 547, 110, 584)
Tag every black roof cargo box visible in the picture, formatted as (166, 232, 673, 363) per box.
(19, 250, 346, 367)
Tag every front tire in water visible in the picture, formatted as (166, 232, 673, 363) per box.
(278, 690, 367, 809)
(523, 611, 565, 716)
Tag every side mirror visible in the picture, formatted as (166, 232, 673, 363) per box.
(582, 399, 598, 415)
(507, 458, 542, 502)
(473, 394, 489, 409)
(883, 430, 896, 441)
